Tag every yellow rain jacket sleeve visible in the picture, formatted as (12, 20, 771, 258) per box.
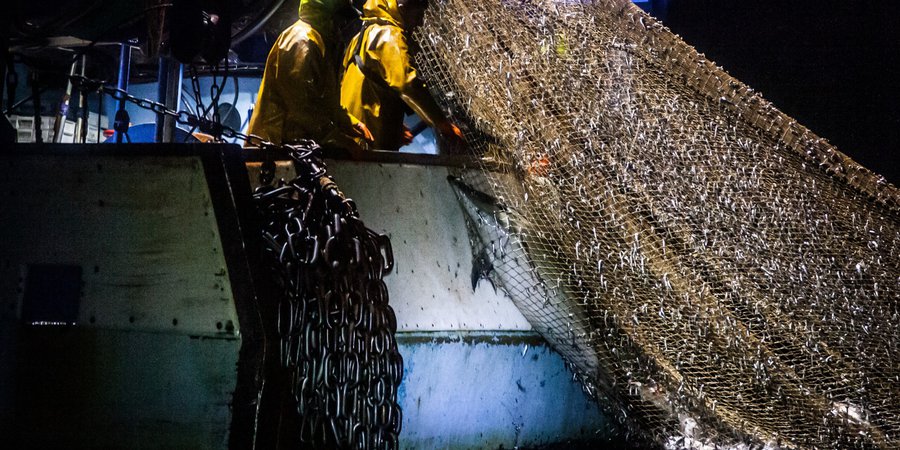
(341, 0, 451, 150)
(246, 0, 360, 149)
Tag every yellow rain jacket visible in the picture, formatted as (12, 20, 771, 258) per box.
(247, 0, 360, 148)
(341, 0, 450, 150)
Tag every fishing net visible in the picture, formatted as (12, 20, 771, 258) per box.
(414, 0, 900, 447)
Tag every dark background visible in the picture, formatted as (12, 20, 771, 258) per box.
(661, 0, 899, 186)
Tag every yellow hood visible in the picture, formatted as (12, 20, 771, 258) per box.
(298, 0, 347, 37)
(362, 0, 404, 28)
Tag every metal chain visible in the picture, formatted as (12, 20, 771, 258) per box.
(255, 142, 402, 449)
(70, 74, 270, 147)
(189, 65, 207, 120)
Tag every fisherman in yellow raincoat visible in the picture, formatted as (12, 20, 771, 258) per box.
(341, 0, 463, 151)
(247, 0, 372, 148)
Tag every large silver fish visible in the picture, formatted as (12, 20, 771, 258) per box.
(448, 174, 609, 412)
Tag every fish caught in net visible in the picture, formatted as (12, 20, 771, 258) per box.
(415, 0, 900, 447)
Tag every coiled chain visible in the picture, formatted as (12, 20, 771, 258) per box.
(253, 141, 403, 450)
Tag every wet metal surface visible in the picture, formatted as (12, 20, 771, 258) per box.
(396, 331, 614, 449)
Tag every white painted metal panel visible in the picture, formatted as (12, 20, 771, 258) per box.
(321, 161, 532, 331)
(0, 155, 239, 336)
(396, 332, 613, 448)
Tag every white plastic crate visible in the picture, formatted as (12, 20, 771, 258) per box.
(8, 114, 108, 143)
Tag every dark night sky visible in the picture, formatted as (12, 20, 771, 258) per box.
(662, 0, 900, 186)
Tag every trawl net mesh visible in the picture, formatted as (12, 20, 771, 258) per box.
(415, 0, 900, 447)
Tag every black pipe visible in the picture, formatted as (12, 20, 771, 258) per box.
(97, 88, 103, 143)
(155, 57, 182, 143)
(1, 20, 6, 106)
(1, 8, 14, 144)
(155, 56, 170, 143)
(31, 70, 41, 143)
(114, 43, 131, 144)
(52, 60, 78, 143)
(5, 55, 16, 113)
(230, 0, 286, 46)
(77, 54, 88, 144)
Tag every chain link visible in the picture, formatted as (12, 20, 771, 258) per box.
(255, 142, 402, 449)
